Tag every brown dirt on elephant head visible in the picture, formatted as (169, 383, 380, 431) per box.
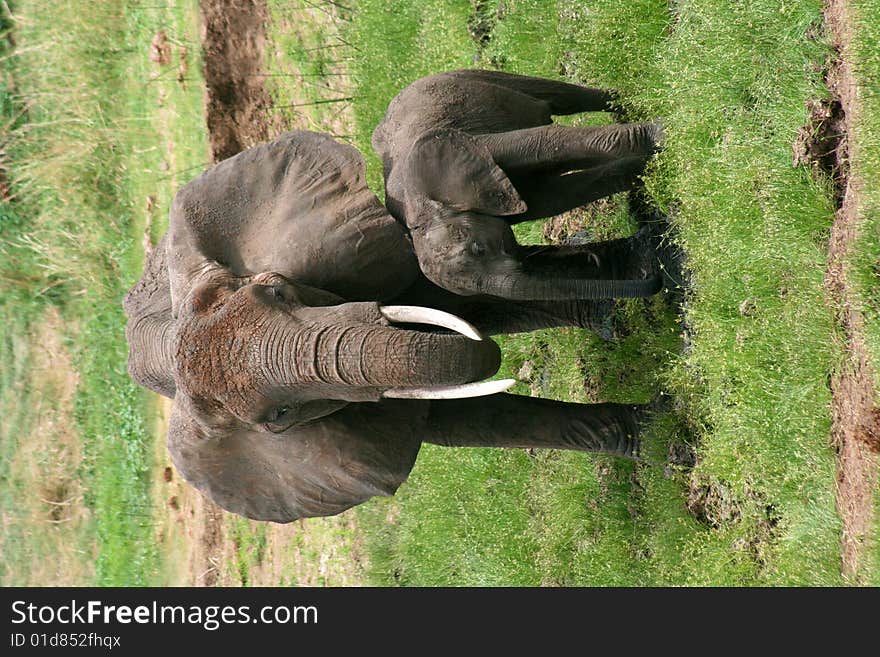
(200, 0, 284, 162)
(172, 290, 259, 420)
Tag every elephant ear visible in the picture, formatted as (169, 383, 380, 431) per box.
(167, 130, 418, 316)
(123, 234, 176, 398)
(401, 128, 527, 225)
(167, 398, 423, 523)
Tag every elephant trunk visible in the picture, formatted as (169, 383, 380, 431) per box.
(272, 324, 501, 389)
(474, 272, 662, 301)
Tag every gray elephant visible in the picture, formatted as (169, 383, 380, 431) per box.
(373, 69, 664, 300)
(125, 130, 653, 523)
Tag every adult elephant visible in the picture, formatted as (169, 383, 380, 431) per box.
(125, 130, 652, 523)
(373, 69, 664, 300)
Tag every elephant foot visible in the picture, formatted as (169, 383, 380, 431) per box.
(648, 118, 665, 151)
(585, 399, 671, 460)
(629, 191, 688, 305)
(625, 393, 700, 471)
(616, 421, 642, 461)
(641, 220, 687, 308)
(560, 404, 644, 459)
(615, 393, 675, 462)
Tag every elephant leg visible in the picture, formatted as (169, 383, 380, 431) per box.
(477, 123, 660, 174)
(507, 156, 649, 222)
(422, 394, 646, 459)
(452, 69, 616, 114)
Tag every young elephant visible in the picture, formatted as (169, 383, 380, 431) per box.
(125, 130, 653, 523)
(373, 69, 664, 301)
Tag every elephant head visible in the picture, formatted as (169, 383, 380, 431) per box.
(395, 128, 661, 301)
(124, 131, 509, 522)
(164, 279, 503, 521)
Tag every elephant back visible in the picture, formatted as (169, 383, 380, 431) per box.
(373, 70, 552, 166)
(168, 130, 418, 315)
(124, 232, 172, 320)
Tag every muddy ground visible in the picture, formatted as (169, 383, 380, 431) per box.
(200, 0, 284, 162)
(820, 0, 880, 583)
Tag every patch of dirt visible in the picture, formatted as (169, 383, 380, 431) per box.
(686, 476, 742, 528)
(467, 0, 508, 68)
(194, 501, 226, 585)
(820, 0, 880, 583)
(686, 476, 782, 571)
(245, 515, 366, 587)
(149, 30, 172, 65)
(467, 0, 496, 49)
(793, 98, 847, 206)
(200, 0, 284, 162)
(149, 397, 228, 586)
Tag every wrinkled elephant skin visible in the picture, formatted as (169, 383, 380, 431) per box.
(125, 129, 650, 523)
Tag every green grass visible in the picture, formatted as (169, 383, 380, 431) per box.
(262, 0, 358, 138)
(849, 0, 880, 383)
(344, 0, 858, 586)
(645, 0, 842, 585)
(227, 518, 269, 586)
(0, 0, 207, 585)
(360, 448, 541, 586)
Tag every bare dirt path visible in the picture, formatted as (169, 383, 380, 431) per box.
(200, 0, 284, 162)
(822, 0, 880, 583)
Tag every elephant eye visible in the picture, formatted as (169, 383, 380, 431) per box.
(470, 242, 487, 257)
(267, 285, 287, 302)
(263, 405, 293, 432)
(272, 406, 291, 421)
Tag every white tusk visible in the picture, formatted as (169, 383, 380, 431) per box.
(379, 305, 484, 341)
(383, 378, 516, 399)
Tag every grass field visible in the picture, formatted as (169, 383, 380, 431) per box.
(1, 0, 878, 586)
(0, 0, 207, 585)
